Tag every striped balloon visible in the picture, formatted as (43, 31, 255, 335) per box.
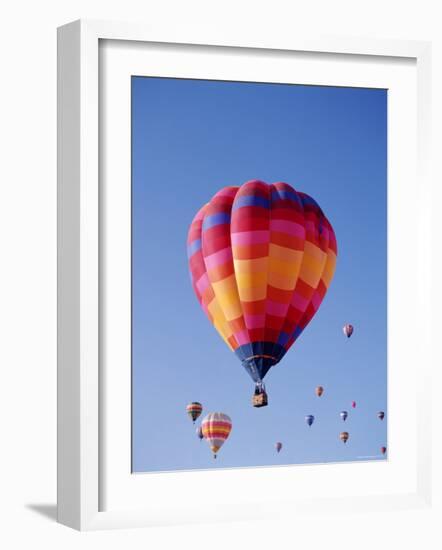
(201, 412, 232, 458)
(187, 180, 337, 389)
(186, 402, 203, 423)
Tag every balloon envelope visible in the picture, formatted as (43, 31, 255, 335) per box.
(315, 385, 324, 397)
(201, 412, 232, 457)
(381, 446, 387, 455)
(196, 426, 204, 440)
(377, 411, 385, 420)
(340, 431, 349, 443)
(340, 410, 348, 421)
(187, 180, 337, 386)
(275, 442, 283, 453)
(186, 402, 203, 423)
(351, 401, 357, 408)
(305, 414, 315, 427)
(343, 324, 354, 338)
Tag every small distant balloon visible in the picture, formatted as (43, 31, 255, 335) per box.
(196, 425, 204, 441)
(377, 411, 385, 421)
(343, 324, 354, 338)
(305, 415, 315, 427)
(186, 402, 203, 423)
(275, 442, 283, 453)
(381, 446, 387, 455)
(201, 412, 232, 458)
(315, 386, 324, 397)
(340, 431, 349, 444)
(351, 401, 357, 409)
(340, 411, 348, 422)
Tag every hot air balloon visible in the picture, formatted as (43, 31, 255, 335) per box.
(201, 412, 232, 458)
(275, 442, 283, 453)
(315, 385, 324, 397)
(186, 402, 203, 423)
(340, 431, 349, 444)
(187, 180, 337, 407)
(343, 324, 354, 338)
(196, 425, 204, 441)
(377, 411, 385, 421)
(340, 410, 348, 422)
(351, 401, 357, 409)
(305, 414, 315, 427)
(381, 446, 387, 455)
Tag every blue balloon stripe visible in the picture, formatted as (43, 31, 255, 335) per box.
(232, 195, 270, 210)
(202, 212, 231, 231)
(271, 190, 302, 204)
(300, 195, 321, 209)
(187, 239, 201, 258)
(277, 331, 290, 346)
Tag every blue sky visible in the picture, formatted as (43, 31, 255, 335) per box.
(131, 76, 387, 472)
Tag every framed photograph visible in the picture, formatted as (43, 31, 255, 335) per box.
(57, 20, 433, 530)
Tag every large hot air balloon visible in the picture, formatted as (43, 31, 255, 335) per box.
(196, 425, 204, 441)
(201, 412, 232, 458)
(377, 411, 385, 421)
(305, 414, 315, 427)
(315, 385, 324, 397)
(343, 324, 354, 338)
(380, 446, 387, 455)
(186, 402, 203, 423)
(340, 410, 348, 422)
(275, 442, 283, 453)
(340, 431, 349, 444)
(187, 180, 337, 406)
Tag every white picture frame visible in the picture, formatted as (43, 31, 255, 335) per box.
(57, 19, 433, 531)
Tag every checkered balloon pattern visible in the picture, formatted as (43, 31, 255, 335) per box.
(187, 180, 337, 384)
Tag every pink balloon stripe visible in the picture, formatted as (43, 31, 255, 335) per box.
(243, 313, 266, 329)
(310, 290, 322, 311)
(196, 273, 210, 295)
(269, 219, 305, 237)
(265, 299, 289, 317)
(203, 247, 233, 270)
(231, 230, 270, 246)
(291, 291, 309, 311)
(234, 329, 252, 345)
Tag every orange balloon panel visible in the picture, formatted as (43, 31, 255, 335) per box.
(187, 180, 337, 383)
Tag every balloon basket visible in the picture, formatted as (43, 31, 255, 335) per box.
(252, 391, 268, 408)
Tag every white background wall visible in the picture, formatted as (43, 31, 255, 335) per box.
(1, 1, 441, 548)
